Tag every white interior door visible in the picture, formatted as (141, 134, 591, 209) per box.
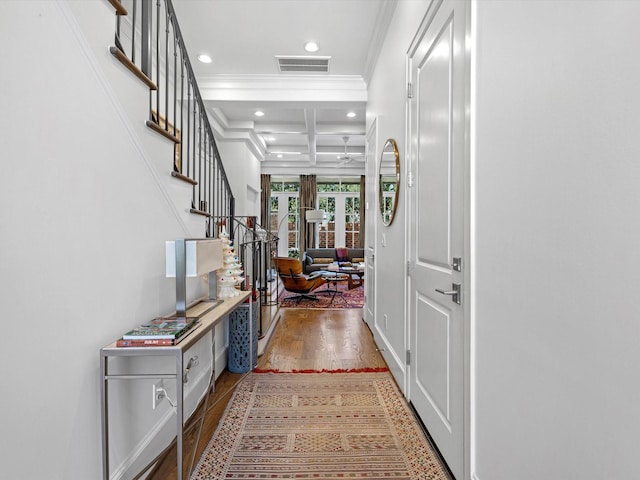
(364, 120, 377, 327)
(407, 1, 468, 479)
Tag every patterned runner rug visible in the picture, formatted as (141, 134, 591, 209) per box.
(279, 283, 364, 309)
(190, 371, 450, 479)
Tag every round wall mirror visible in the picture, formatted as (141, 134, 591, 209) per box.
(379, 138, 400, 226)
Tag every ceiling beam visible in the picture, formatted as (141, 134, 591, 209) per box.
(305, 108, 317, 165)
(197, 74, 367, 103)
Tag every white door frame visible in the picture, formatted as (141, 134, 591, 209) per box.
(364, 118, 377, 328)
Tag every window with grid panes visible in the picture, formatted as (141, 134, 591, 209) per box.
(270, 177, 300, 257)
(316, 177, 360, 249)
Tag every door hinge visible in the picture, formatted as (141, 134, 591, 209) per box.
(407, 261, 415, 277)
(407, 82, 413, 99)
(407, 171, 414, 188)
(406, 350, 411, 365)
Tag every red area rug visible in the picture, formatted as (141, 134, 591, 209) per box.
(278, 282, 364, 309)
(190, 371, 449, 479)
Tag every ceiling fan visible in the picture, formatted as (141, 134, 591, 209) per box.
(338, 136, 365, 164)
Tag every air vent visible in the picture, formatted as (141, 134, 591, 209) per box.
(276, 56, 330, 73)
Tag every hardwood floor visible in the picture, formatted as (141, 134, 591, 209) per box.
(260, 308, 386, 372)
(147, 307, 386, 480)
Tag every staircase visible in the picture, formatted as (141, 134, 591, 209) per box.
(106, 0, 234, 233)
(105, 1, 284, 327)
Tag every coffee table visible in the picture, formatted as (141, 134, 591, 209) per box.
(326, 262, 365, 289)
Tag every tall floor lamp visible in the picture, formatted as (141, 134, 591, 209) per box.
(276, 208, 326, 257)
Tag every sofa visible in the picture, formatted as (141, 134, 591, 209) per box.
(303, 247, 365, 274)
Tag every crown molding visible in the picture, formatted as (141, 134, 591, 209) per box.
(208, 108, 267, 161)
(363, 0, 398, 84)
(198, 74, 367, 103)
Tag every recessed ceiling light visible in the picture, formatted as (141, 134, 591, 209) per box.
(277, 154, 283, 158)
(304, 41, 319, 52)
(346, 111, 357, 118)
(267, 137, 276, 142)
(254, 110, 265, 117)
(197, 54, 212, 64)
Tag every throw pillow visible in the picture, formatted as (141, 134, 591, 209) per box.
(314, 257, 334, 264)
(352, 257, 365, 263)
(336, 247, 349, 262)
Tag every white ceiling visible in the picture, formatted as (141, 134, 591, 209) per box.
(171, 0, 395, 174)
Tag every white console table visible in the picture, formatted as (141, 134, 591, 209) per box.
(100, 291, 252, 480)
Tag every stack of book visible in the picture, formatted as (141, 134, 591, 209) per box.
(116, 316, 200, 347)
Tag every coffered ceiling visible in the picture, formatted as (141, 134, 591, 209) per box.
(172, 0, 395, 175)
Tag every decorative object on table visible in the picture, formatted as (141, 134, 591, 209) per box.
(117, 316, 200, 347)
(190, 371, 450, 480)
(326, 261, 365, 290)
(116, 338, 181, 347)
(165, 238, 224, 316)
(217, 228, 244, 298)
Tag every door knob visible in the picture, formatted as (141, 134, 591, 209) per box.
(435, 283, 461, 305)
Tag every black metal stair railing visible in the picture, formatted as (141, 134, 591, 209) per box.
(231, 217, 279, 337)
(111, 0, 234, 234)
(108, 0, 283, 328)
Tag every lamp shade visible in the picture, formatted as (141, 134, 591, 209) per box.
(305, 209, 325, 223)
(165, 239, 223, 277)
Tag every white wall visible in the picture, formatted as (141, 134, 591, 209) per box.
(472, 1, 640, 479)
(216, 141, 262, 218)
(0, 2, 239, 478)
(370, 1, 640, 478)
(7, 1, 638, 479)
(366, 0, 428, 389)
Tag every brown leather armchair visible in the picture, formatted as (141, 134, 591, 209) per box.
(273, 257, 328, 303)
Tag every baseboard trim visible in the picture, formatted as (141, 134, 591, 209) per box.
(258, 307, 282, 356)
(110, 343, 223, 480)
(109, 406, 174, 480)
(215, 345, 229, 380)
